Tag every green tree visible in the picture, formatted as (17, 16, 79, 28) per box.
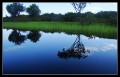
(95, 11, 117, 26)
(61, 12, 77, 22)
(82, 12, 95, 24)
(6, 2, 25, 17)
(26, 4, 41, 17)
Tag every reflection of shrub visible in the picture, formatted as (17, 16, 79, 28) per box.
(57, 49, 88, 59)
(58, 35, 90, 59)
(58, 45, 89, 59)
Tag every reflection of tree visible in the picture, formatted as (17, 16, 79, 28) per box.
(8, 30, 27, 45)
(27, 31, 41, 43)
(8, 30, 42, 45)
(58, 35, 90, 59)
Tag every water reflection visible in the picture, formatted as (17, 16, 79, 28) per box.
(3, 29, 117, 74)
(58, 35, 90, 59)
(8, 29, 42, 45)
(27, 31, 41, 43)
(8, 30, 27, 45)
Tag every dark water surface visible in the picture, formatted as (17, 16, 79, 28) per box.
(2, 29, 117, 74)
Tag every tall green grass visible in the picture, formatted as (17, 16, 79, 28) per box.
(2, 22, 117, 39)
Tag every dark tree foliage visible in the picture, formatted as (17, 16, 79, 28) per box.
(61, 12, 77, 22)
(3, 11, 117, 26)
(26, 4, 41, 17)
(81, 12, 95, 25)
(95, 11, 117, 25)
(6, 3, 25, 17)
(40, 13, 62, 21)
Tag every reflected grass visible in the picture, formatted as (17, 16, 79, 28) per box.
(3, 22, 117, 39)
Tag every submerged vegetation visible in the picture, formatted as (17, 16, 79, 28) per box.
(3, 22, 117, 39)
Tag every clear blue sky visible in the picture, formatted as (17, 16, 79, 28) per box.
(2, 2, 117, 17)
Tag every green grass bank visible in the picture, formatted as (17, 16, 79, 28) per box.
(2, 22, 117, 39)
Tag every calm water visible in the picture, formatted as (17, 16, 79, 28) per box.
(2, 29, 117, 74)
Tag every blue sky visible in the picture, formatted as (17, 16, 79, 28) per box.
(2, 2, 117, 17)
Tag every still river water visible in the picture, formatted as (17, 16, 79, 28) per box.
(2, 29, 117, 74)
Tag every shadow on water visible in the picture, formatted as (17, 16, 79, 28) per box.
(8, 29, 42, 45)
(57, 35, 90, 59)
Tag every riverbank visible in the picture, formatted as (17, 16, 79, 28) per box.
(2, 22, 117, 39)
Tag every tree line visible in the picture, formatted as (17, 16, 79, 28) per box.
(3, 3, 117, 26)
(3, 11, 117, 26)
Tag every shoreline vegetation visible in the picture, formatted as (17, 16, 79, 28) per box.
(3, 22, 117, 39)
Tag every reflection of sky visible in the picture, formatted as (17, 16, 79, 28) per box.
(2, 29, 12, 40)
(4, 45, 24, 52)
(86, 43, 117, 52)
(81, 35, 117, 52)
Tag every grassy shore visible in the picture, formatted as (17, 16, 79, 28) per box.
(2, 22, 117, 39)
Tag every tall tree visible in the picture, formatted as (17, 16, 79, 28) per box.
(72, 2, 87, 24)
(6, 2, 25, 17)
(26, 4, 41, 17)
